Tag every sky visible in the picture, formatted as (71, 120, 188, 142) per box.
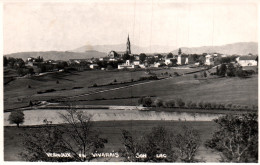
(3, 1, 258, 54)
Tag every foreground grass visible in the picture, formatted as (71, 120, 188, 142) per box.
(4, 120, 220, 162)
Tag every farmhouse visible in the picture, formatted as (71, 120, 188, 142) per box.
(90, 64, 99, 69)
(237, 56, 258, 66)
(118, 60, 139, 69)
(177, 54, 189, 65)
(205, 54, 214, 65)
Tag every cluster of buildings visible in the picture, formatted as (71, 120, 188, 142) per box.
(25, 35, 257, 72)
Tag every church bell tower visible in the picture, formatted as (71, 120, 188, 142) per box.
(126, 34, 131, 55)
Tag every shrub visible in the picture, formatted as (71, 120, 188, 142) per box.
(27, 85, 31, 88)
(114, 79, 117, 82)
(154, 98, 163, 107)
(175, 98, 185, 108)
(56, 80, 59, 84)
(190, 103, 197, 109)
(174, 72, 179, 76)
(163, 100, 175, 108)
(93, 83, 98, 87)
(211, 102, 217, 109)
(204, 102, 211, 109)
(193, 74, 198, 78)
(197, 101, 204, 109)
(185, 100, 192, 108)
(138, 97, 153, 107)
(225, 103, 232, 109)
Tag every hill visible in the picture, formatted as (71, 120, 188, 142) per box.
(72, 44, 175, 54)
(4, 50, 106, 61)
(171, 42, 258, 55)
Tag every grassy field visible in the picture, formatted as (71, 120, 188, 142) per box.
(68, 74, 258, 107)
(4, 67, 201, 110)
(4, 120, 220, 162)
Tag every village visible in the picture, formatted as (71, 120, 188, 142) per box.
(4, 35, 258, 78)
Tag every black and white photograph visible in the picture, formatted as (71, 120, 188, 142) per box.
(2, 0, 259, 163)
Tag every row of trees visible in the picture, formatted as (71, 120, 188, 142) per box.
(138, 97, 258, 111)
(8, 109, 257, 162)
(216, 63, 255, 77)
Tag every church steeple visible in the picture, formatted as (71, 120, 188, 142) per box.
(126, 34, 131, 55)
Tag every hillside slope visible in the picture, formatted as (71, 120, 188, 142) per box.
(171, 42, 258, 55)
(5, 50, 106, 61)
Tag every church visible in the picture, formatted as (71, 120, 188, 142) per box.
(108, 35, 132, 59)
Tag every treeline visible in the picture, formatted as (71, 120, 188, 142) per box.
(215, 63, 256, 78)
(138, 97, 258, 111)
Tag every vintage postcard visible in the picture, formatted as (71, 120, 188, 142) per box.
(2, 0, 259, 163)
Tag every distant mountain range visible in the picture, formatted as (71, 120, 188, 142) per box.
(72, 44, 176, 54)
(5, 50, 106, 61)
(171, 42, 258, 55)
(5, 42, 258, 61)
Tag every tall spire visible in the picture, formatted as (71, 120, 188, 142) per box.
(126, 34, 131, 54)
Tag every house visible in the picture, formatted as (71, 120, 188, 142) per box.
(177, 54, 189, 65)
(27, 57, 36, 62)
(165, 58, 173, 65)
(133, 60, 140, 65)
(90, 64, 99, 69)
(118, 60, 140, 69)
(204, 54, 214, 65)
(237, 56, 258, 66)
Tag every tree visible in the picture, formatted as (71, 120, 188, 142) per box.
(219, 64, 227, 76)
(21, 109, 108, 161)
(147, 57, 155, 65)
(167, 53, 173, 58)
(122, 53, 130, 62)
(226, 63, 236, 77)
(139, 97, 153, 107)
(8, 111, 24, 127)
(175, 98, 185, 108)
(139, 53, 147, 63)
(4, 56, 8, 66)
(154, 98, 163, 107)
(178, 48, 182, 55)
(174, 125, 201, 162)
(203, 71, 207, 77)
(205, 113, 258, 162)
(121, 126, 178, 162)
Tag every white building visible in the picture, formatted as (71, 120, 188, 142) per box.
(205, 55, 214, 65)
(237, 56, 258, 66)
(90, 64, 99, 69)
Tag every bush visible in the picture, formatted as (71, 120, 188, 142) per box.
(114, 79, 117, 82)
(175, 98, 185, 108)
(163, 100, 175, 108)
(197, 101, 204, 109)
(193, 74, 198, 78)
(225, 103, 232, 109)
(93, 83, 98, 87)
(190, 103, 197, 109)
(154, 98, 163, 107)
(185, 100, 192, 108)
(56, 80, 59, 84)
(138, 97, 153, 107)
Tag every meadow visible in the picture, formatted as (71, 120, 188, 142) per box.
(4, 67, 202, 110)
(4, 120, 220, 162)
